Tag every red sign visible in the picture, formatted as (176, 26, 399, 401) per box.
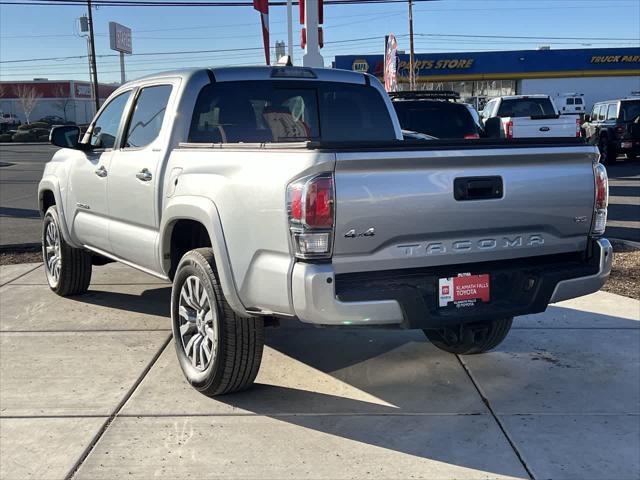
(439, 274, 490, 307)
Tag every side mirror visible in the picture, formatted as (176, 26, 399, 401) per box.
(50, 125, 82, 149)
(484, 116, 503, 139)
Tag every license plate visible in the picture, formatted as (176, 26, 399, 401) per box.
(438, 273, 490, 308)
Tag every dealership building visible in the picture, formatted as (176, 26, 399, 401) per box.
(0, 80, 118, 125)
(335, 47, 640, 111)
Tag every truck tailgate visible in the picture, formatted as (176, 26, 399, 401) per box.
(511, 116, 577, 138)
(332, 144, 598, 274)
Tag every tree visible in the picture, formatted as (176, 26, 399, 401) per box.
(13, 85, 42, 124)
(53, 85, 71, 122)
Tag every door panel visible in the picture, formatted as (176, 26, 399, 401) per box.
(107, 84, 173, 271)
(68, 90, 132, 250)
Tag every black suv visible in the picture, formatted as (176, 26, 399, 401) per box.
(390, 91, 483, 140)
(583, 97, 640, 163)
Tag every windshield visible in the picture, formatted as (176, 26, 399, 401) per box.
(392, 101, 478, 139)
(497, 98, 557, 117)
(189, 80, 396, 143)
(620, 100, 640, 122)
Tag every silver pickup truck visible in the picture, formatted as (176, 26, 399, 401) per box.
(39, 66, 612, 396)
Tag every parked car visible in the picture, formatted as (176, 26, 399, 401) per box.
(555, 93, 586, 115)
(582, 97, 640, 163)
(481, 95, 581, 139)
(390, 91, 483, 139)
(38, 115, 66, 125)
(0, 112, 21, 132)
(40, 66, 611, 396)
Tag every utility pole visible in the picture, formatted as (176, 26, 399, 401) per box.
(287, 0, 294, 62)
(87, 0, 100, 112)
(408, 0, 416, 90)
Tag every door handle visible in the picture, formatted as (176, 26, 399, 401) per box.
(94, 166, 107, 177)
(136, 168, 152, 182)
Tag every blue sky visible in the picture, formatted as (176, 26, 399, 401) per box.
(1, 0, 639, 83)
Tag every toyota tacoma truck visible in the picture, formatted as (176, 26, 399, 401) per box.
(481, 95, 581, 139)
(39, 66, 612, 396)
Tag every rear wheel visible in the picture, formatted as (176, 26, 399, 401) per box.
(171, 248, 264, 396)
(424, 317, 513, 355)
(598, 135, 616, 164)
(42, 206, 92, 296)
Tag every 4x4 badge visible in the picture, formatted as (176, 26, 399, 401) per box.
(344, 227, 375, 238)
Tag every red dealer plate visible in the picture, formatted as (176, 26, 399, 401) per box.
(438, 273, 490, 308)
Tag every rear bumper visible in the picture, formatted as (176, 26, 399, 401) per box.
(291, 238, 612, 328)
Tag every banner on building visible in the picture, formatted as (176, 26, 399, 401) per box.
(253, 0, 270, 65)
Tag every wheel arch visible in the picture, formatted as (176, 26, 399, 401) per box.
(38, 177, 80, 248)
(160, 196, 247, 316)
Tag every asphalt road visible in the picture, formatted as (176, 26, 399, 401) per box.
(0, 143, 638, 247)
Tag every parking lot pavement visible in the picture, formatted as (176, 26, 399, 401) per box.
(0, 262, 638, 480)
(1, 144, 639, 247)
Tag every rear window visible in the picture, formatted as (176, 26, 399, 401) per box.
(620, 100, 640, 122)
(188, 80, 396, 143)
(392, 101, 477, 139)
(566, 98, 575, 105)
(497, 98, 556, 117)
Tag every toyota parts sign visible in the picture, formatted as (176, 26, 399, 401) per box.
(109, 22, 132, 54)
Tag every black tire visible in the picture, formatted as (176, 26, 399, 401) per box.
(424, 317, 513, 355)
(598, 135, 616, 165)
(171, 248, 264, 396)
(626, 152, 638, 161)
(42, 205, 92, 296)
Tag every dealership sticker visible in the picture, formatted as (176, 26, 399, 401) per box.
(438, 273, 490, 308)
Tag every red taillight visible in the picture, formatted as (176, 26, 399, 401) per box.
(305, 176, 333, 228)
(464, 133, 480, 139)
(289, 184, 303, 222)
(592, 163, 608, 235)
(505, 121, 513, 139)
(576, 117, 582, 138)
(287, 173, 334, 259)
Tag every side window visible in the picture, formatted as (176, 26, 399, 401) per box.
(88, 91, 131, 149)
(124, 85, 172, 149)
(597, 105, 606, 121)
(606, 103, 618, 120)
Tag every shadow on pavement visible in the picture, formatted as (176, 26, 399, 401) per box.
(68, 286, 171, 317)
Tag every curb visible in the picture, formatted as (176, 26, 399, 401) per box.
(0, 243, 40, 253)
(609, 238, 640, 250)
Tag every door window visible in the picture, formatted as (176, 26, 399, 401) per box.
(606, 103, 618, 120)
(88, 91, 132, 149)
(597, 105, 606, 121)
(124, 85, 173, 148)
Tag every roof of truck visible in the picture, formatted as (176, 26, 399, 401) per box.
(133, 66, 370, 85)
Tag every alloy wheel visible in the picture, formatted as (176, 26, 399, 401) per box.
(44, 218, 61, 285)
(178, 275, 218, 371)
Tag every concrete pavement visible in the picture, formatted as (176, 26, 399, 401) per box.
(0, 261, 638, 479)
(0, 144, 639, 247)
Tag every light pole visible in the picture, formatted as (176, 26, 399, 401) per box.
(87, 0, 100, 112)
(408, 0, 416, 90)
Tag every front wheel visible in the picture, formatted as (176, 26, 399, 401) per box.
(424, 317, 513, 355)
(171, 248, 264, 396)
(42, 206, 92, 296)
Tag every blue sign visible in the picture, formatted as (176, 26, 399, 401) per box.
(335, 47, 640, 81)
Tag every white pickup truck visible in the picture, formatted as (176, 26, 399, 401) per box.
(481, 95, 581, 139)
(39, 67, 611, 396)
